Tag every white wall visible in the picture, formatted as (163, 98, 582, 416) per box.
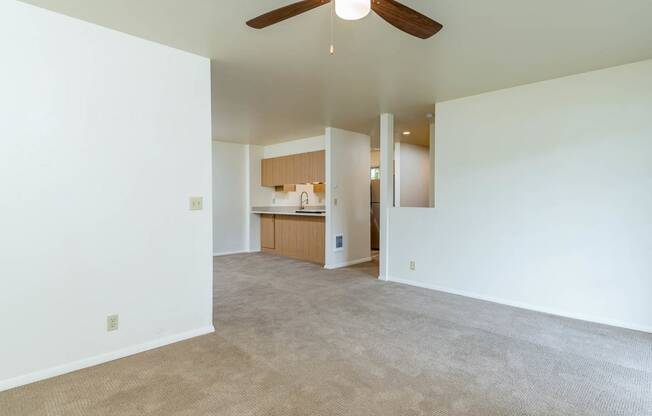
(388, 59, 652, 333)
(325, 128, 371, 269)
(429, 121, 436, 207)
(0, 1, 213, 390)
(395, 143, 430, 208)
(212, 141, 248, 255)
(263, 135, 325, 158)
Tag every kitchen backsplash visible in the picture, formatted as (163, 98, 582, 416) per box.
(271, 184, 324, 207)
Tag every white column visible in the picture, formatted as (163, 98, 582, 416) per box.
(244, 144, 252, 252)
(379, 113, 394, 280)
(429, 119, 436, 208)
(394, 142, 401, 208)
(324, 127, 333, 268)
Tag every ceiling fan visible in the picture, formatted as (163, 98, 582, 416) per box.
(246, 0, 443, 40)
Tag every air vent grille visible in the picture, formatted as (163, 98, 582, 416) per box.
(335, 234, 344, 251)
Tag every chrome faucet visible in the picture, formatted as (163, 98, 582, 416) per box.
(300, 191, 309, 210)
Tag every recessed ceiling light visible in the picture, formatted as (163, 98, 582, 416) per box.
(402, 131, 411, 136)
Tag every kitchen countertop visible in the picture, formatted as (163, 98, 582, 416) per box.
(251, 206, 326, 217)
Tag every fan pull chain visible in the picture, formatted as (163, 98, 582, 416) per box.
(330, 0, 335, 55)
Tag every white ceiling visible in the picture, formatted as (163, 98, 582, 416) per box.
(20, 0, 652, 145)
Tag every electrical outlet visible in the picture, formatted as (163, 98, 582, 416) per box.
(107, 314, 119, 332)
(189, 197, 203, 211)
(409, 260, 416, 271)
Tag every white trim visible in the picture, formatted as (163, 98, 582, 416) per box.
(324, 257, 372, 270)
(213, 250, 251, 257)
(244, 144, 252, 252)
(388, 276, 652, 334)
(0, 325, 215, 392)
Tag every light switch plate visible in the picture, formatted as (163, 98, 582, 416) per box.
(107, 314, 119, 332)
(189, 197, 203, 211)
(409, 261, 416, 271)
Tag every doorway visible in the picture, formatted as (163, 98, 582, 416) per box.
(370, 164, 380, 254)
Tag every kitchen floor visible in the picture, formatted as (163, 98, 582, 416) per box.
(2, 253, 650, 415)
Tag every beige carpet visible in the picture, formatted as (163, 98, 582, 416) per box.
(2, 253, 651, 415)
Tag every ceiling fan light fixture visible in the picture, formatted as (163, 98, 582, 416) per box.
(246, 0, 443, 40)
(335, 0, 371, 21)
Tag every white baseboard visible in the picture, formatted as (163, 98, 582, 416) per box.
(325, 257, 373, 270)
(388, 277, 652, 334)
(0, 325, 215, 392)
(213, 250, 251, 257)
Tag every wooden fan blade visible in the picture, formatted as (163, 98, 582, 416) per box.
(371, 0, 442, 39)
(247, 0, 331, 29)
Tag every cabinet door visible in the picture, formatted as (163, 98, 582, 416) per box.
(261, 215, 275, 249)
(297, 217, 325, 264)
(292, 153, 310, 184)
(308, 151, 325, 183)
(262, 157, 285, 186)
(274, 215, 299, 258)
(261, 158, 273, 186)
(261, 157, 283, 186)
(280, 155, 295, 185)
(271, 157, 283, 185)
(274, 215, 325, 264)
(291, 151, 325, 184)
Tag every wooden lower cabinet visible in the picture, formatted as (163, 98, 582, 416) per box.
(260, 215, 275, 249)
(261, 215, 325, 265)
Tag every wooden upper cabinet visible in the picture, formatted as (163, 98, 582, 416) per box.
(261, 158, 272, 186)
(307, 151, 325, 183)
(261, 150, 325, 186)
(282, 155, 296, 185)
(292, 153, 310, 184)
(261, 157, 278, 187)
(293, 150, 325, 184)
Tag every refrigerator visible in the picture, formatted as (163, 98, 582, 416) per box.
(370, 179, 380, 250)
